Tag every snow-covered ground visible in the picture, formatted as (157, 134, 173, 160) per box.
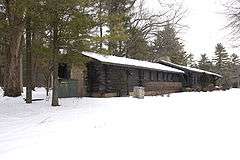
(0, 88, 240, 160)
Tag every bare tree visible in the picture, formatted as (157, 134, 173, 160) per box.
(123, 0, 187, 59)
(225, 0, 240, 42)
(129, 0, 187, 38)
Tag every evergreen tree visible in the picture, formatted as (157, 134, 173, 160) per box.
(185, 53, 197, 67)
(198, 54, 213, 71)
(213, 43, 230, 70)
(19, 0, 96, 106)
(213, 43, 231, 87)
(106, 0, 136, 56)
(229, 53, 240, 76)
(125, 27, 152, 60)
(229, 53, 240, 87)
(90, 0, 109, 53)
(230, 53, 240, 66)
(152, 24, 187, 65)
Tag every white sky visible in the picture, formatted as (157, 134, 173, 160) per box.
(145, 0, 237, 59)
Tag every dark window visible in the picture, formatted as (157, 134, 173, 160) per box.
(163, 73, 167, 82)
(58, 63, 71, 79)
(144, 70, 149, 80)
(173, 74, 179, 82)
(150, 71, 154, 81)
(157, 72, 163, 81)
(192, 76, 198, 85)
(138, 70, 144, 86)
(168, 74, 173, 82)
(172, 74, 175, 82)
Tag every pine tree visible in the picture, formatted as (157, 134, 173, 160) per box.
(106, 0, 136, 56)
(229, 53, 240, 87)
(125, 27, 151, 60)
(152, 24, 187, 65)
(185, 53, 197, 67)
(230, 53, 240, 66)
(230, 53, 240, 76)
(213, 43, 231, 87)
(198, 54, 213, 71)
(213, 43, 230, 70)
(25, 0, 96, 106)
(90, 0, 108, 53)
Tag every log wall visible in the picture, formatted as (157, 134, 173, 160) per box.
(86, 61, 184, 97)
(71, 65, 87, 97)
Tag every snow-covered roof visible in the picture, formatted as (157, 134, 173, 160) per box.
(82, 52, 184, 74)
(160, 60, 222, 78)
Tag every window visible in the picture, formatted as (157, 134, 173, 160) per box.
(173, 74, 179, 82)
(192, 76, 198, 85)
(150, 71, 154, 81)
(138, 70, 144, 86)
(144, 70, 149, 80)
(168, 74, 173, 82)
(157, 72, 163, 81)
(163, 73, 167, 82)
(58, 63, 71, 80)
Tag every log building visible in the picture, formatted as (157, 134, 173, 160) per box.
(157, 60, 222, 90)
(57, 52, 221, 98)
(84, 52, 184, 97)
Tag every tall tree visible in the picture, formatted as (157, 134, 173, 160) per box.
(125, 27, 151, 60)
(123, 0, 186, 61)
(229, 53, 240, 86)
(185, 53, 197, 67)
(106, 0, 136, 56)
(152, 24, 187, 65)
(40, 0, 95, 106)
(25, 9, 32, 103)
(198, 54, 213, 71)
(90, 0, 108, 53)
(225, 1, 240, 86)
(0, 3, 6, 87)
(2, 0, 25, 97)
(213, 43, 231, 87)
(230, 53, 240, 66)
(225, 0, 240, 42)
(213, 43, 230, 71)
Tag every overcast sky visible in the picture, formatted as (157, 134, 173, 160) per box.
(145, 0, 236, 59)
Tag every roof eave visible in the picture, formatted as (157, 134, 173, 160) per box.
(99, 61, 184, 74)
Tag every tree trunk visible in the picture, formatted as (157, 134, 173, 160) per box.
(52, 61, 59, 106)
(3, 0, 24, 97)
(31, 32, 38, 90)
(51, 21, 59, 106)
(25, 15, 32, 103)
(19, 45, 23, 93)
(4, 25, 24, 97)
(99, 0, 103, 50)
